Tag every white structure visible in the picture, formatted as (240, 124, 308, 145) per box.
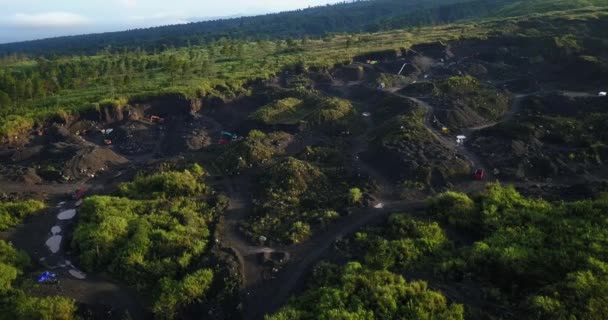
(456, 135, 467, 145)
(599, 91, 607, 97)
(362, 112, 371, 117)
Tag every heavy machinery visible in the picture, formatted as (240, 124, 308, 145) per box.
(221, 131, 238, 141)
(219, 131, 239, 144)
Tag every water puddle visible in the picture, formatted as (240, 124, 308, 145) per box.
(51, 226, 62, 235)
(57, 209, 76, 220)
(69, 269, 87, 280)
(42, 205, 88, 281)
(45, 235, 63, 253)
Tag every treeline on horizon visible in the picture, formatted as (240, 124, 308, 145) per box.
(0, 0, 510, 56)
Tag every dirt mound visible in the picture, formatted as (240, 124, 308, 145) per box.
(109, 122, 159, 155)
(17, 167, 43, 185)
(10, 145, 44, 162)
(468, 133, 575, 180)
(64, 146, 128, 179)
(466, 94, 608, 181)
(410, 42, 451, 60)
(334, 65, 366, 82)
(364, 141, 470, 190)
(1, 167, 44, 185)
(46, 124, 89, 145)
(400, 63, 422, 77)
(435, 105, 488, 129)
(163, 115, 221, 155)
(205, 96, 265, 135)
(131, 94, 202, 117)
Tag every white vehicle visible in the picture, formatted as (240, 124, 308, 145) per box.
(362, 112, 371, 117)
(599, 91, 607, 97)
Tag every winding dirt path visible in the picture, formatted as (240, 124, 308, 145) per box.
(240, 85, 569, 318)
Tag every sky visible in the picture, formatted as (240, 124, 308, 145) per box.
(0, 0, 344, 44)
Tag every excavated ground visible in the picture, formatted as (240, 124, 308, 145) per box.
(1, 37, 608, 320)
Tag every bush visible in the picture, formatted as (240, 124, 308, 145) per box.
(0, 115, 33, 143)
(118, 166, 207, 199)
(153, 269, 214, 319)
(0, 241, 77, 320)
(427, 192, 477, 228)
(72, 168, 220, 319)
(0, 200, 46, 231)
(252, 98, 306, 125)
(267, 262, 464, 320)
(348, 188, 363, 205)
(216, 130, 291, 174)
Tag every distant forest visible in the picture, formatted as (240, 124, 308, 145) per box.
(0, 0, 510, 56)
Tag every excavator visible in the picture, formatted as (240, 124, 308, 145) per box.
(219, 131, 239, 144)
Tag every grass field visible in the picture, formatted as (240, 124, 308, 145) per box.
(1, 7, 608, 140)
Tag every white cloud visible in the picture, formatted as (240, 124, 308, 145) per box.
(9, 12, 90, 28)
(118, 0, 138, 8)
(126, 12, 190, 27)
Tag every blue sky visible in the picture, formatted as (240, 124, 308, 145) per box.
(0, 0, 344, 44)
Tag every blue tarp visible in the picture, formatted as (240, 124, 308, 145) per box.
(37, 271, 57, 283)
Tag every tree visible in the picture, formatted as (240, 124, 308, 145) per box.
(0, 91, 11, 108)
(289, 221, 311, 244)
(348, 188, 362, 205)
(0, 263, 18, 293)
(286, 38, 296, 48)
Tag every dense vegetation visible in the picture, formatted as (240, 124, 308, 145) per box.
(71, 165, 235, 319)
(252, 94, 354, 127)
(427, 184, 608, 318)
(0, 0, 512, 55)
(0, 200, 45, 231)
(215, 130, 292, 174)
(2, 0, 606, 56)
(0, 240, 78, 320)
(1, 7, 608, 143)
(246, 146, 363, 245)
(272, 184, 608, 318)
(268, 261, 464, 320)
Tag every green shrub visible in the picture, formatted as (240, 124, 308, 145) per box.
(0, 200, 46, 231)
(0, 241, 77, 320)
(118, 167, 207, 199)
(71, 168, 223, 318)
(427, 191, 477, 228)
(267, 262, 464, 320)
(252, 98, 306, 124)
(0, 115, 33, 143)
(348, 188, 363, 205)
